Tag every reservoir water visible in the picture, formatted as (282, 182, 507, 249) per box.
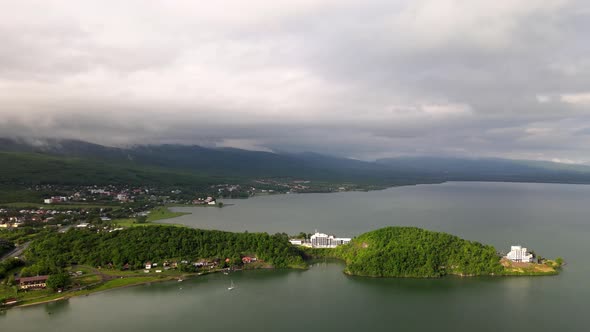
(2, 182, 590, 331)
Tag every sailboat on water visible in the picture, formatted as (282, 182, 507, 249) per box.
(228, 280, 235, 291)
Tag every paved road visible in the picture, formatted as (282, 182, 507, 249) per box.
(0, 241, 31, 261)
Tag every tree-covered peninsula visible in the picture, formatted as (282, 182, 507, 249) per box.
(23, 226, 306, 275)
(2, 225, 562, 309)
(333, 227, 505, 278)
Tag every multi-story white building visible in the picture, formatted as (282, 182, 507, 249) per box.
(506, 245, 534, 263)
(310, 231, 351, 248)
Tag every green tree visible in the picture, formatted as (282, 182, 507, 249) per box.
(46, 273, 71, 291)
(5, 275, 15, 286)
(135, 215, 148, 224)
(555, 257, 564, 266)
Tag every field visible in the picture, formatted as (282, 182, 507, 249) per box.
(500, 258, 558, 275)
(147, 207, 190, 222)
(111, 207, 190, 228)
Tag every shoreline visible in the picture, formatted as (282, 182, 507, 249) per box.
(2, 256, 561, 311)
(8, 272, 205, 310)
(5, 263, 307, 310)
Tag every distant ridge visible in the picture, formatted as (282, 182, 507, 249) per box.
(1, 137, 590, 186)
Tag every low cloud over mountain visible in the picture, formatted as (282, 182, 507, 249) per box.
(1, 1, 589, 162)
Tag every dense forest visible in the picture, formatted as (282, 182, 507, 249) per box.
(335, 227, 503, 277)
(22, 227, 306, 276)
(0, 238, 14, 257)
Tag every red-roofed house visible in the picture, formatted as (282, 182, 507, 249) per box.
(16, 275, 49, 289)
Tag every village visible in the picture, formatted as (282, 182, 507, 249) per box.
(8, 253, 264, 294)
(0, 178, 370, 230)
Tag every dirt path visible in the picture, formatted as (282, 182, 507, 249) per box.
(0, 241, 31, 261)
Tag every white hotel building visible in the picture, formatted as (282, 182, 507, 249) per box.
(505, 245, 534, 263)
(310, 231, 351, 248)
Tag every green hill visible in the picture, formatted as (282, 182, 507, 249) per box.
(0, 151, 233, 187)
(2, 137, 590, 189)
(336, 227, 503, 277)
(23, 226, 305, 274)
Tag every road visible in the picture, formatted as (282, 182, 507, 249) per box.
(0, 241, 31, 261)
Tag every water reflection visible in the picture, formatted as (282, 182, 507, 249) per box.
(44, 299, 70, 317)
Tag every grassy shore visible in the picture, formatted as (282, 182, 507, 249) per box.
(500, 258, 561, 276)
(1, 261, 303, 309)
(112, 206, 190, 228)
(147, 207, 190, 221)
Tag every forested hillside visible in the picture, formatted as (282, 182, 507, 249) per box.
(0, 152, 228, 186)
(3, 137, 590, 188)
(336, 227, 503, 277)
(22, 227, 305, 275)
(0, 238, 15, 257)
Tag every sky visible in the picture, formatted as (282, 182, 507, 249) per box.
(1, 0, 589, 162)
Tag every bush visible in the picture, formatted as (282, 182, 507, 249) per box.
(46, 273, 71, 291)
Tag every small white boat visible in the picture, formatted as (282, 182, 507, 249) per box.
(227, 280, 235, 291)
(178, 278, 183, 282)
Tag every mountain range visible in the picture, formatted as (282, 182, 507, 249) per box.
(1, 137, 590, 187)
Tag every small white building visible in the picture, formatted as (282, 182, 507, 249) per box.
(116, 194, 128, 201)
(289, 239, 304, 245)
(506, 245, 534, 263)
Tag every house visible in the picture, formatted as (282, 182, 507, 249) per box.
(116, 194, 129, 202)
(16, 275, 49, 289)
(506, 245, 534, 263)
(43, 196, 67, 204)
(289, 239, 304, 245)
(145, 261, 152, 269)
(194, 260, 208, 267)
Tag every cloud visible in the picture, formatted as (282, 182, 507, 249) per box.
(561, 92, 590, 106)
(0, 0, 589, 162)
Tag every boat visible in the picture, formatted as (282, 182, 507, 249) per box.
(178, 278, 183, 282)
(227, 280, 235, 291)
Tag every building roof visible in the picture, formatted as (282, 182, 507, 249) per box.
(18, 275, 49, 283)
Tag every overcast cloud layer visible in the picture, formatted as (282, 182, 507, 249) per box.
(1, 0, 590, 162)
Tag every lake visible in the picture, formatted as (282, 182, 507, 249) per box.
(2, 182, 590, 331)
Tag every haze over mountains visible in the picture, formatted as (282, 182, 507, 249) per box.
(1, 137, 590, 187)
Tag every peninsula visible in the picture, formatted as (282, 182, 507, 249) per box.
(1, 224, 562, 309)
(309, 227, 562, 278)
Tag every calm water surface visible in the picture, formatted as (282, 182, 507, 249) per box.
(2, 182, 590, 331)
